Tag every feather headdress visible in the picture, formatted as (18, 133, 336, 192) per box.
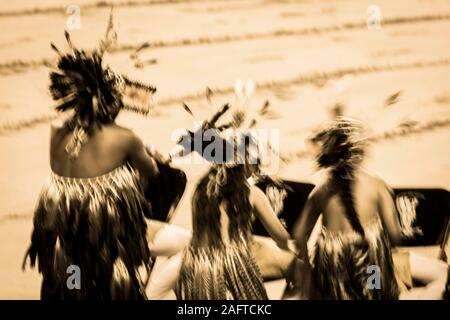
(49, 9, 156, 158)
(312, 116, 368, 177)
(180, 89, 275, 198)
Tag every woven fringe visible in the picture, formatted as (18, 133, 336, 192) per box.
(23, 164, 151, 300)
(176, 236, 268, 300)
(311, 219, 400, 300)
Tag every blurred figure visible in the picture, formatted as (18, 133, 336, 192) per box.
(175, 159, 291, 300)
(22, 30, 158, 299)
(293, 117, 402, 299)
(145, 133, 294, 300)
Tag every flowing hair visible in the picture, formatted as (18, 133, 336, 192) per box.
(314, 117, 367, 236)
(177, 162, 268, 300)
(176, 126, 269, 300)
(190, 164, 253, 248)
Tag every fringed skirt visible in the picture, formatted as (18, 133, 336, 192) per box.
(23, 164, 151, 300)
(175, 240, 268, 300)
(311, 220, 400, 300)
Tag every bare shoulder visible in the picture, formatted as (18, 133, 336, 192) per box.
(368, 170, 387, 186)
(309, 179, 328, 203)
(249, 185, 267, 205)
(106, 124, 144, 149)
(361, 170, 393, 195)
(107, 123, 134, 136)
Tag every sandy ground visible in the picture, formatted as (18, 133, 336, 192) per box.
(0, 0, 449, 299)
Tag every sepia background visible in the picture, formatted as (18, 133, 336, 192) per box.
(0, 0, 449, 299)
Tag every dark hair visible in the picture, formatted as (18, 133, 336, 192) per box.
(49, 49, 123, 132)
(316, 117, 366, 236)
(190, 164, 253, 248)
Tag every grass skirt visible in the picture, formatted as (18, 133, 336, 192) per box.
(176, 236, 268, 300)
(23, 164, 151, 300)
(311, 219, 400, 300)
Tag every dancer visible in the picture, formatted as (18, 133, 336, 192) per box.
(145, 128, 295, 300)
(293, 117, 402, 300)
(22, 22, 159, 299)
(175, 157, 291, 299)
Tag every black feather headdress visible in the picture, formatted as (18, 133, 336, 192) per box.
(49, 10, 156, 158)
(49, 10, 156, 126)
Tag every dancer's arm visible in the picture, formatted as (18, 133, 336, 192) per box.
(146, 254, 182, 300)
(376, 179, 402, 245)
(291, 186, 322, 298)
(250, 186, 291, 251)
(292, 186, 322, 266)
(127, 132, 159, 185)
(147, 219, 191, 257)
(400, 251, 447, 300)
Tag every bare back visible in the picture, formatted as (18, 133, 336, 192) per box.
(320, 170, 380, 233)
(294, 169, 402, 248)
(50, 121, 158, 181)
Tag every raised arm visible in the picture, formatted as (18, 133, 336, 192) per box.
(376, 179, 402, 246)
(250, 185, 291, 251)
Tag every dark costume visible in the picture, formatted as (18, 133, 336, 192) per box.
(23, 13, 158, 300)
(308, 117, 400, 300)
(176, 233, 268, 300)
(312, 219, 400, 299)
(175, 121, 269, 300)
(24, 165, 151, 299)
